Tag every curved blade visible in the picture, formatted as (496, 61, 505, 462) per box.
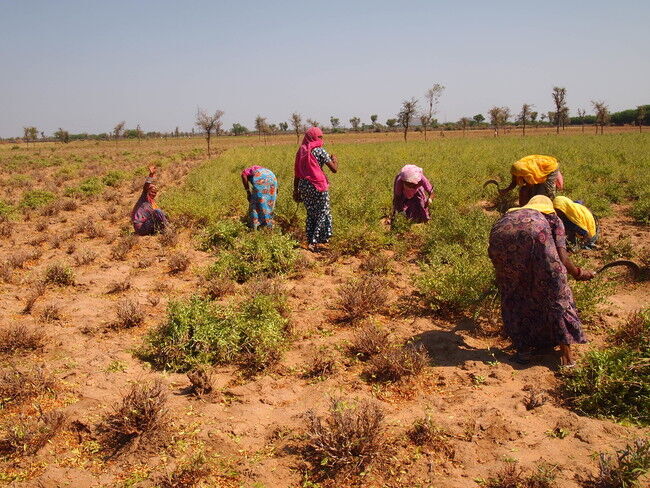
(597, 260, 641, 274)
(483, 179, 501, 190)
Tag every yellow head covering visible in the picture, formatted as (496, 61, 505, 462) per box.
(511, 155, 559, 185)
(553, 196, 597, 238)
(507, 195, 555, 214)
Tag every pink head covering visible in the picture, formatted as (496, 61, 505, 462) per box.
(398, 164, 424, 184)
(294, 127, 329, 192)
(397, 164, 425, 200)
(241, 165, 263, 180)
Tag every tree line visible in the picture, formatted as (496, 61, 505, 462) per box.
(6, 88, 649, 146)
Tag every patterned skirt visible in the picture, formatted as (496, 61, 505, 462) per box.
(248, 168, 277, 229)
(297, 179, 332, 244)
(488, 211, 586, 351)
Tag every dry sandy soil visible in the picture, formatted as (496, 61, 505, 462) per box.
(0, 140, 647, 487)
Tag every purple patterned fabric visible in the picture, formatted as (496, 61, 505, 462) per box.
(488, 209, 587, 351)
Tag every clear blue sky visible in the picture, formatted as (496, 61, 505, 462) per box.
(1, 0, 648, 137)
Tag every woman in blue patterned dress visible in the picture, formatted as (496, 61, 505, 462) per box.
(488, 195, 595, 366)
(241, 166, 277, 229)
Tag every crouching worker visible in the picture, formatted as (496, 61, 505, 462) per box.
(553, 196, 599, 250)
(390, 164, 434, 225)
(131, 166, 169, 235)
(500, 155, 564, 206)
(241, 165, 277, 229)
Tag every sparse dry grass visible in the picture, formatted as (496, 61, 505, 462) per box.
(156, 453, 211, 488)
(305, 397, 385, 476)
(0, 365, 56, 406)
(0, 325, 46, 354)
(110, 234, 137, 261)
(39, 304, 62, 323)
(168, 252, 190, 274)
(202, 275, 236, 299)
(22, 281, 46, 314)
(407, 415, 455, 458)
(348, 322, 391, 360)
(366, 343, 429, 382)
(114, 298, 144, 328)
(338, 275, 389, 322)
(480, 462, 558, 488)
(0, 410, 66, 456)
(74, 248, 98, 266)
(303, 350, 339, 379)
(107, 279, 132, 294)
(99, 379, 168, 452)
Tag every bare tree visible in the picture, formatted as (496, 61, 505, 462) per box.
(591, 100, 609, 135)
(518, 103, 533, 136)
(195, 108, 224, 156)
(458, 117, 471, 136)
(551, 86, 567, 134)
(637, 105, 646, 133)
(330, 117, 340, 130)
(420, 83, 445, 142)
(349, 117, 361, 131)
(290, 112, 303, 144)
(254, 115, 268, 141)
(23, 126, 38, 145)
(397, 98, 418, 141)
(113, 121, 126, 147)
(54, 128, 69, 143)
(577, 108, 586, 133)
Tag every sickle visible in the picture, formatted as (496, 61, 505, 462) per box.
(483, 179, 502, 190)
(597, 260, 641, 275)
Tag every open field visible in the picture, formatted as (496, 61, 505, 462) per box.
(0, 132, 647, 487)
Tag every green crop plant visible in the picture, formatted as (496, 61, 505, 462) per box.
(139, 294, 289, 372)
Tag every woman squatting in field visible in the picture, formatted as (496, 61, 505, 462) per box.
(553, 196, 599, 250)
(390, 164, 435, 225)
(488, 195, 595, 366)
(500, 154, 564, 206)
(241, 166, 278, 229)
(293, 127, 338, 252)
(131, 165, 169, 236)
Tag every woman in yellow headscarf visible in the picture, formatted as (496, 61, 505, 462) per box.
(553, 196, 599, 250)
(488, 195, 595, 366)
(500, 155, 564, 206)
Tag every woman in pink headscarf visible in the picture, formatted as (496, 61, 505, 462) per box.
(390, 164, 434, 224)
(293, 127, 339, 250)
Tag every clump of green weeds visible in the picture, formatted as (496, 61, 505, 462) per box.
(584, 438, 650, 488)
(140, 294, 289, 372)
(20, 190, 56, 209)
(199, 220, 246, 251)
(478, 462, 558, 488)
(562, 308, 650, 425)
(207, 231, 297, 283)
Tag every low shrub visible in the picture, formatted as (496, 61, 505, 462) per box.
(99, 380, 168, 452)
(304, 398, 384, 476)
(110, 235, 137, 261)
(107, 279, 131, 294)
(156, 453, 211, 488)
(44, 263, 75, 286)
(562, 347, 649, 425)
(140, 295, 289, 372)
(366, 343, 429, 382)
(168, 252, 190, 274)
(74, 249, 98, 266)
(303, 350, 339, 379)
(39, 304, 62, 323)
(207, 231, 298, 283)
(0, 325, 46, 354)
(407, 414, 454, 458)
(199, 220, 246, 251)
(359, 252, 392, 275)
(158, 227, 179, 247)
(202, 275, 236, 299)
(20, 190, 56, 209)
(0, 365, 56, 406)
(186, 366, 214, 398)
(64, 177, 104, 197)
(609, 308, 650, 352)
(114, 299, 145, 328)
(585, 438, 650, 488)
(0, 411, 65, 456)
(22, 281, 46, 314)
(337, 275, 389, 321)
(479, 462, 558, 488)
(348, 322, 391, 360)
(629, 191, 650, 225)
(102, 170, 127, 187)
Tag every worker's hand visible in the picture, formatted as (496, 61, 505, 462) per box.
(498, 188, 509, 196)
(246, 190, 251, 202)
(148, 165, 157, 176)
(577, 269, 596, 281)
